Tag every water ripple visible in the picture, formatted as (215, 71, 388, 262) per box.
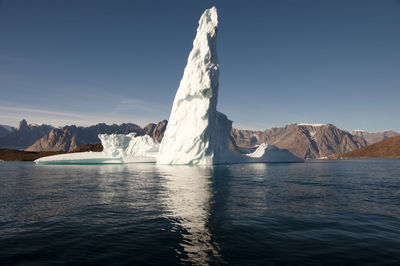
(0, 160, 400, 265)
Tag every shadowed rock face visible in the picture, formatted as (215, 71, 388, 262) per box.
(71, 143, 104, 153)
(143, 120, 168, 143)
(0, 119, 54, 150)
(0, 126, 10, 138)
(0, 149, 65, 161)
(231, 124, 367, 159)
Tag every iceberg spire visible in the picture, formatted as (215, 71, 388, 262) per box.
(157, 7, 232, 165)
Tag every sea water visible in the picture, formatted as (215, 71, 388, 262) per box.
(1, 159, 400, 265)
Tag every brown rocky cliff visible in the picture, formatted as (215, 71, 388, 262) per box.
(144, 120, 168, 142)
(25, 128, 82, 152)
(329, 136, 400, 158)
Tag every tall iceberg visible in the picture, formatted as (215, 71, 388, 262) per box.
(35, 7, 302, 166)
(157, 7, 232, 165)
(157, 7, 302, 165)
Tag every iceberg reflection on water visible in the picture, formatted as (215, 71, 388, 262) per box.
(157, 165, 223, 265)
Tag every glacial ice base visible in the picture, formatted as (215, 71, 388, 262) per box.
(34, 133, 302, 165)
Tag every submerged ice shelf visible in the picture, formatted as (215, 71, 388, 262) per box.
(35, 7, 302, 166)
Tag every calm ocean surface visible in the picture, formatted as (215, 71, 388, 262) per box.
(1, 159, 400, 265)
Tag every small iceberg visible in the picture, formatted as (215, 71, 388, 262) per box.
(35, 133, 159, 165)
(35, 152, 123, 165)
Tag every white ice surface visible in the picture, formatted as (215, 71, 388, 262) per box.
(157, 7, 232, 165)
(34, 152, 123, 164)
(35, 133, 159, 164)
(99, 133, 159, 159)
(241, 144, 303, 163)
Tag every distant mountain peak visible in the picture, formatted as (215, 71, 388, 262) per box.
(351, 130, 399, 145)
(0, 119, 54, 150)
(18, 119, 28, 131)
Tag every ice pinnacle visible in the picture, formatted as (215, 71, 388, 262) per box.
(157, 7, 232, 165)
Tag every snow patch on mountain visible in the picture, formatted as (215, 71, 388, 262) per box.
(298, 123, 326, 127)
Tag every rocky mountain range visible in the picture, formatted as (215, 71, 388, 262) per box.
(351, 130, 399, 145)
(142, 120, 168, 143)
(231, 123, 368, 159)
(26, 120, 168, 152)
(1, 119, 398, 159)
(0, 120, 54, 150)
(0, 125, 12, 138)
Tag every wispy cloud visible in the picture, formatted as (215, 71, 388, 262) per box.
(0, 55, 26, 64)
(0, 105, 98, 127)
(0, 106, 85, 119)
(0, 97, 171, 127)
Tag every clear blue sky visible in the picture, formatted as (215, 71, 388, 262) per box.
(1, 0, 399, 132)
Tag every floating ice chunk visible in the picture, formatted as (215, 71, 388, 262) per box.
(213, 143, 302, 164)
(35, 133, 159, 164)
(243, 143, 303, 163)
(34, 152, 123, 165)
